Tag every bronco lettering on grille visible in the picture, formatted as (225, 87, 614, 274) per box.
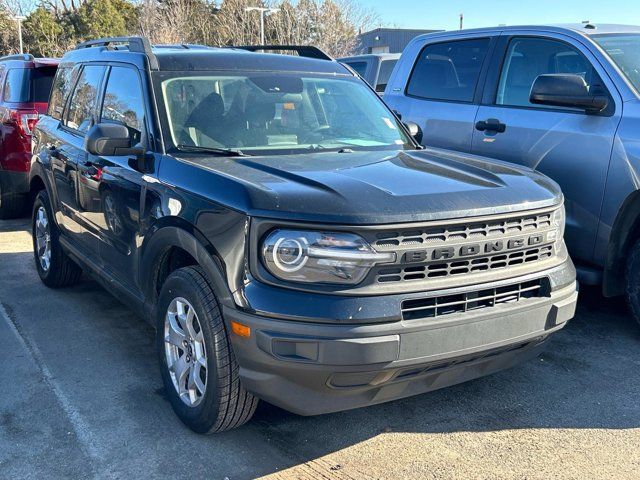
(403, 233, 545, 263)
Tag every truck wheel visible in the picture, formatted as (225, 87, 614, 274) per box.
(31, 190, 83, 288)
(0, 192, 26, 219)
(156, 266, 258, 433)
(626, 238, 640, 327)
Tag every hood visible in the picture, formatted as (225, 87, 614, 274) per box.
(167, 147, 562, 225)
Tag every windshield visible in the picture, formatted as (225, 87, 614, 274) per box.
(158, 72, 411, 155)
(593, 34, 640, 93)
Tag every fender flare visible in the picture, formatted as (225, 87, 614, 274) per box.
(603, 190, 640, 296)
(140, 221, 236, 312)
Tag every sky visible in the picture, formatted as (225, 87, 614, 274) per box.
(359, 0, 640, 31)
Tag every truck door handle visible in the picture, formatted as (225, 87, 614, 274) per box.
(475, 119, 506, 133)
(49, 146, 60, 158)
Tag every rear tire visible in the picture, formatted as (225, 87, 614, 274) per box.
(156, 266, 258, 433)
(625, 239, 640, 327)
(0, 192, 26, 219)
(31, 190, 83, 288)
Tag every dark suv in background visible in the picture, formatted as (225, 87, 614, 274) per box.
(29, 37, 577, 433)
(0, 54, 58, 218)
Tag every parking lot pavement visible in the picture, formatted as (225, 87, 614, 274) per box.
(1, 218, 640, 480)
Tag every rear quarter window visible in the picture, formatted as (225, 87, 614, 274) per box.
(4, 69, 30, 102)
(345, 61, 368, 78)
(48, 66, 78, 120)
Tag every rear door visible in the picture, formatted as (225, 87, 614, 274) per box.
(471, 32, 622, 262)
(385, 35, 495, 152)
(54, 64, 106, 252)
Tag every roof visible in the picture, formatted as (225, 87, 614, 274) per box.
(413, 23, 640, 42)
(61, 40, 351, 75)
(0, 54, 60, 67)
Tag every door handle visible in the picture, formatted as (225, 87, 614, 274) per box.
(475, 119, 506, 133)
(49, 145, 60, 158)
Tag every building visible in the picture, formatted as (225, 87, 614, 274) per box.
(355, 27, 444, 54)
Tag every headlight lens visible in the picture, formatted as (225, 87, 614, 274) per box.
(261, 230, 396, 285)
(550, 205, 566, 246)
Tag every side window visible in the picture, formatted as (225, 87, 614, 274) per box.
(376, 59, 397, 93)
(4, 69, 30, 102)
(406, 38, 490, 102)
(48, 66, 78, 120)
(100, 66, 146, 145)
(64, 65, 105, 134)
(496, 37, 600, 109)
(0, 66, 6, 99)
(345, 61, 368, 78)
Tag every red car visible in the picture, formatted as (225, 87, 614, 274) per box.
(0, 54, 58, 218)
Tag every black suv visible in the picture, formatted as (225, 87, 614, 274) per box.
(30, 37, 578, 433)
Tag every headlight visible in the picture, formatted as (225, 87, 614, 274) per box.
(549, 205, 565, 246)
(261, 229, 396, 285)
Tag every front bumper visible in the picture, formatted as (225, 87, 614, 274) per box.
(225, 261, 578, 415)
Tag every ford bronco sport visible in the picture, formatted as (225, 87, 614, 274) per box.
(29, 37, 578, 433)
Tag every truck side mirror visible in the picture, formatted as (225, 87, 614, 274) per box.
(530, 74, 609, 114)
(84, 123, 144, 157)
(403, 121, 423, 144)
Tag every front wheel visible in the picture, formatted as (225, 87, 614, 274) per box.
(625, 238, 640, 327)
(156, 266, 258, 433)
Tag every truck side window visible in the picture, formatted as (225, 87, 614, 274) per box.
(64, 65, 105, 134)
(100, 66, 146, 146)
(406, 38, 490, 102)
(496, 37, 600, 109)
(376, 59, 397, 93)
(345, 61, 368, 78)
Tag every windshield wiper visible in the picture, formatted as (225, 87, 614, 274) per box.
(176, 144, 249, 157)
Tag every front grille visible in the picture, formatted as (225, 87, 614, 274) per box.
(401, 279, 547, 321)
(377, 245, 554, 283)
(373, 211, 553, 248)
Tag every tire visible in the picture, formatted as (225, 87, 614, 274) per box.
(0, 192, 26, 219)
(31, 190, 83, 288)
(626, 238, 640, 327)
(156, 266, 258, 433)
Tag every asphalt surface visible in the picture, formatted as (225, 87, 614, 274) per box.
(1, 217, 639, 480)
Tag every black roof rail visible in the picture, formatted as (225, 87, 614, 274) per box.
(230, 45, 333, 61)
(0, 53, 35, 62)
(75, 36, 159, 70)
(154, 44, 215, 50)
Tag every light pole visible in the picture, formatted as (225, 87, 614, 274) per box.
(14, 15, 26, 54)
(245, 7, 280, 45)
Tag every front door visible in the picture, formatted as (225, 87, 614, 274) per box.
(388, 36, 494, 152)
(471, 33, 623, 262)
(78, 65, 150, 291)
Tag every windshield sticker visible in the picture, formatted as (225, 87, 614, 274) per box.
(382, 117, 397, 130)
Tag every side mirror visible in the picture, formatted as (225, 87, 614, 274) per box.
(530, 74, 609, 114)
(404, 121, 423, 144)
(84, 123, 144, 157)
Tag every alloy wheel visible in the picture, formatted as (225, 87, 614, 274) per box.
(35, 206, 52, 272)
(164, 297, 208, 407)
